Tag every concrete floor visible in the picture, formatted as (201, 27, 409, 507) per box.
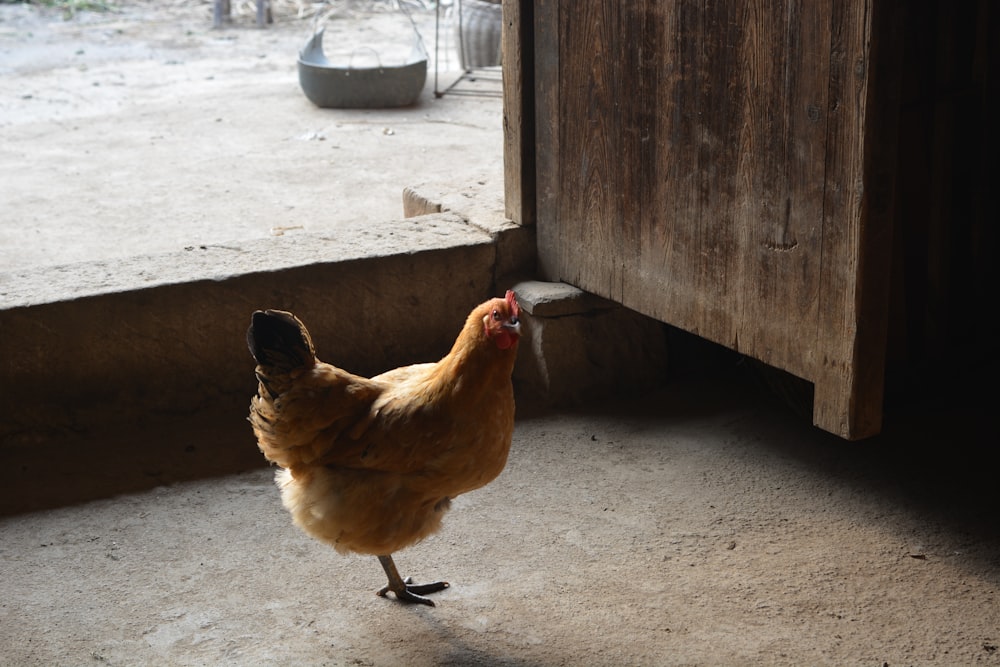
(2, 355, 997, 666)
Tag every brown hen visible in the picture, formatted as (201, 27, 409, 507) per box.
(247, 291, 521, 605)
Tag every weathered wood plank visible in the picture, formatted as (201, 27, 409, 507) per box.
(502, 0, 535, 226)
(813, 0, 901, 438)
(549, 0, 832, 378)
(534, 0, 561, 278)
(530, 0, 899, 438)
(632, 1, 749, 345)
(555, 1, 627, 295)
(734, 0, 829, 379)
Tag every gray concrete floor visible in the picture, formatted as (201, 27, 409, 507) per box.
(2, 357, 997, 666)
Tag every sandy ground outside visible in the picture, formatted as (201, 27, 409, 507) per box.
(1, 3, 998, 666)
(0, 0, 503, 273)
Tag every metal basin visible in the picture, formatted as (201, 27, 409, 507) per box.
(297, 28, 427, 109)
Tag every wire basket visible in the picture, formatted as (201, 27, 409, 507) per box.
(456, 0, 502, 70)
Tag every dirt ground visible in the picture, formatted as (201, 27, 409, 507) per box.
(2, 2, 999, 666)
(0, 0, 503, 272)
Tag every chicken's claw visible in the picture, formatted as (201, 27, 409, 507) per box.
(376, 578, 450, 606)
(376, 555, 449, 606)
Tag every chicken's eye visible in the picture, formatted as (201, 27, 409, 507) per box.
(492, 309, 501, 321)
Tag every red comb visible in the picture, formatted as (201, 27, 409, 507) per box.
(505, 290, 520, 317)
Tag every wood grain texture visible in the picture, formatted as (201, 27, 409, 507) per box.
(502, 0, 535, 225)
(813, 0, 901, 437)
(534, 0, 561, 278)
(532, 0, 900, 439)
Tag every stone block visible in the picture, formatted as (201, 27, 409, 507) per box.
(0, 213, 500, 443)
(511, 280, 669, 407)
(404, 179, 536, 284)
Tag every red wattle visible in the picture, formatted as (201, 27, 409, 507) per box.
(495, 331, 516, 350)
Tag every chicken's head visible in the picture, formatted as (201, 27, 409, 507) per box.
(482, 290, 521, 350)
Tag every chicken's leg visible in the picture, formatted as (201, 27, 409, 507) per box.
(376, 555, 449, 606)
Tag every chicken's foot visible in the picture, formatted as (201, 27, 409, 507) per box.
(376, 555, 449, 606)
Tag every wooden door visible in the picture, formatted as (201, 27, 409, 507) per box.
(504, 0, 901, 439)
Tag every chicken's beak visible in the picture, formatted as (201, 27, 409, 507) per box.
(502, 317, 521, 335)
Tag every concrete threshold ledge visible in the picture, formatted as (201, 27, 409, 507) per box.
(0, 208, 537, 514)
(1, 213, 496, 308)
(0, 211, 532, 443)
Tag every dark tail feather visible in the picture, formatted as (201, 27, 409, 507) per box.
(247, 310, 316, 377)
